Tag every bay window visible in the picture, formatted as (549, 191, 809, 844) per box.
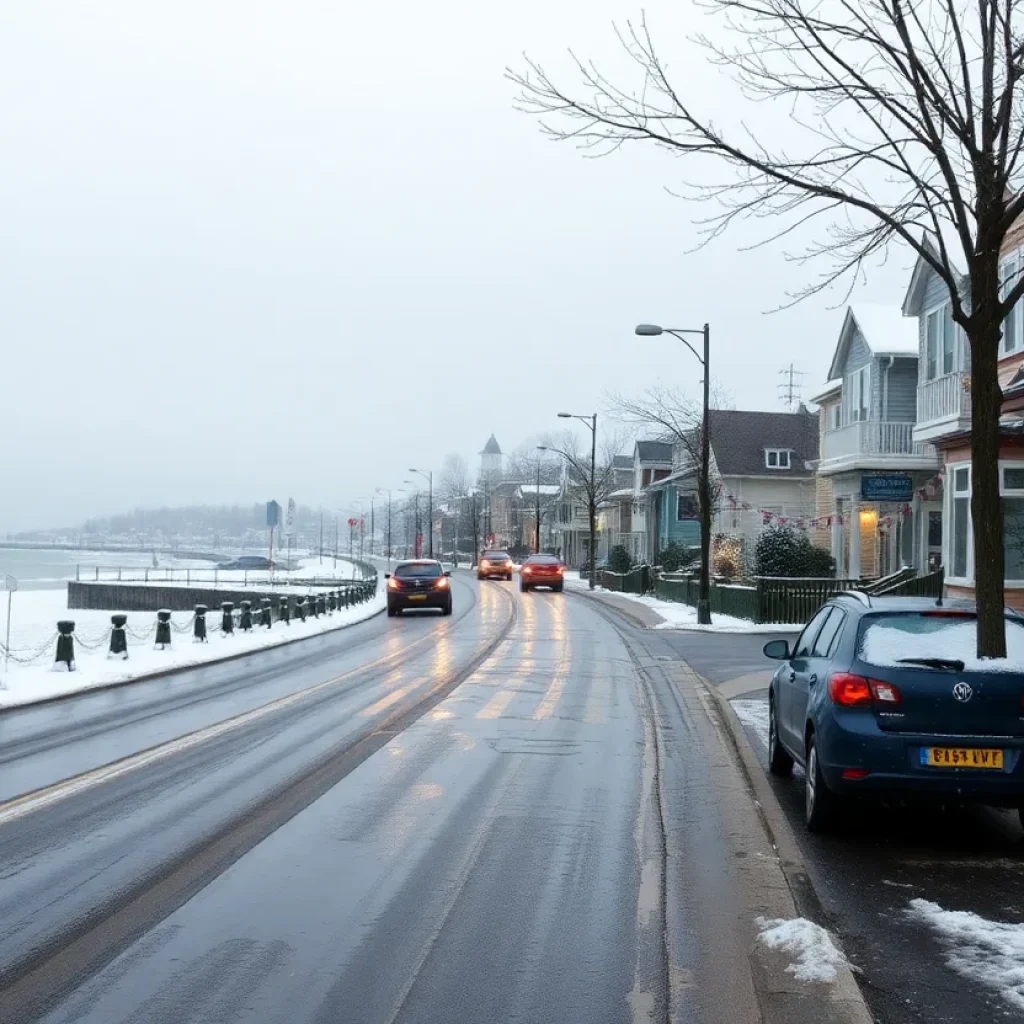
(946, 461, 1024, 585)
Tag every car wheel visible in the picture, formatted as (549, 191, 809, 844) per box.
(387, 605, 398, 617)
(553, 583, 564, 593)
(520, 583, 529, 592)
(805, 734, 839, 832)
(767, 696, 794, 777)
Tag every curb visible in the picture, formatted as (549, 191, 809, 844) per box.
(701, 678, 875, 1024)
(0, 601, 386, 715)
(561, 585, 662, 631)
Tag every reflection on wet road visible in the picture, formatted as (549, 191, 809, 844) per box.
(1, 573, 761, 1024)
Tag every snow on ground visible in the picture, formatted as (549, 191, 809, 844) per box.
(732, 699, 770, 748)
(907, 899, 1024, 1011)
(756, 917, 850, 983)
(0, 557, 383, 709)
(563, 575, 802, 632)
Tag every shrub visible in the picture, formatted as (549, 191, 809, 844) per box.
(657, 541, 698, 573)
(754, 525, 835, 578)
(608, 545, 633, 573)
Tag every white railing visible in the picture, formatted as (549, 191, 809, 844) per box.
(917, 372, 971, 424)
(822, 420, 935, 461)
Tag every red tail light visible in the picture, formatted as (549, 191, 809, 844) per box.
(828, 673, 872, 707)
(842, 768, 870, 781)
(557, 565, 565, 573)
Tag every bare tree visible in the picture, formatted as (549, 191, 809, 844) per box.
(544, 427, 633, 586)
(609, 386, 724, 556)
(439, 453, 471, 502)
(510, 0, 1024, 656)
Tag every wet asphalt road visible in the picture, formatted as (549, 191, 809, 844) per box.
(0, 573, 762, 1024)
(699, 632, 1024, 1024)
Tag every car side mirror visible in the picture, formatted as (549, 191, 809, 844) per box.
(763, 639, 791, 661)
(384, 573, 391, 579)
(444, 570, 451, 577)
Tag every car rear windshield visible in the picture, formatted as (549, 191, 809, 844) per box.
(394, 563, 442, 579)
(858, 612, 1024, 672)
(482, 552, 509, 560)
(526, 555, 559, 564)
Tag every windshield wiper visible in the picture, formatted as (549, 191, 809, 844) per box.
(896, 657, 966, 672)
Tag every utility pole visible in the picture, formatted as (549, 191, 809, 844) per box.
(319, 507, 324, 564)
(535, 458, 542, 554)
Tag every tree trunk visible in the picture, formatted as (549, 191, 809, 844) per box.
(969, 304, 1007, 658)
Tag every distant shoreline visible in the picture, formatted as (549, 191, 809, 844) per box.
(0, 542, 226, 562)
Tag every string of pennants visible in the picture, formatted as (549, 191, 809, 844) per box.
(722, 469, 945, 533)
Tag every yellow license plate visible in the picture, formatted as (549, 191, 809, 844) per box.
(408, 594, 426, 601)
(925, 747, 1003, 769)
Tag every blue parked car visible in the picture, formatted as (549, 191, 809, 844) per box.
(763, 594, 1024, 832)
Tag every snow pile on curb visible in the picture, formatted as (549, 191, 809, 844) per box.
(908, 898, 1024, 1011)
(756, 917, 850, 983)
(732, 699, 770, 747)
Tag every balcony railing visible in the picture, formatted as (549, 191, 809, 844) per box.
(917, 371, 971, 425)
(821, 420, 936, 462)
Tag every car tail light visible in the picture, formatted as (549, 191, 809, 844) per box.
(828, 673, 872, 707)
(435, 576, 449, 589)
(557, 565, 565, 573)
(869, 680, 901, 704)
(504, 560, 513, 568)
(522, 566, 533, 574)
(842, 768, 870, 781)
(480, 559, 490, 568)
(387, 577, 400, 590)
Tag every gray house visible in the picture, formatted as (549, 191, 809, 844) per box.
(813, 304, 941, 578)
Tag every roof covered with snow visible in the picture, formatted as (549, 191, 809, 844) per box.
(809, 379, 842, 404)
(827, 304, 920, 380)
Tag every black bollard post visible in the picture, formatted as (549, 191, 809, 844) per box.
(278, 595, 290, 625)
(155, 609, 172, 650)
(260, 598, 272, 628)
(327, 590, 336, 614)
(109, 614, 128, 659)
(310, 594, 319, 619)
(316, 593, 326, 617)
(296, 596, 307, 622)
(194, 604, 208, 643)
(240, 600, 253, 632)
(55, 620, 76, 672)
(222, 601, 235, 634)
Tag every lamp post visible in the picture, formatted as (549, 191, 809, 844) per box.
(533, 448, 547, 554)
(376, 489, 392, 565)
(555, 411, 598, 589)
(403, 481, 422, 557)
(636, 322, 712, 625)
(409, 468, 434, 558)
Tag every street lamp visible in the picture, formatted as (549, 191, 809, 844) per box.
(636, 321, 712, 625)
(403, 480, 422, 557)
(376, 489, 393, 566)
(409, 468, 434, 558)
(554, 411, 598, 589)
(533, 447, 549, 554)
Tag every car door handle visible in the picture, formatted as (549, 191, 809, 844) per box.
(808, 674, 818, 686)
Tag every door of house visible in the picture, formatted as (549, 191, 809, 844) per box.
(923, 502, 943, 572)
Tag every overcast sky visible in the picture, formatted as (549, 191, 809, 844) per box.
(0, 1, 915, 533)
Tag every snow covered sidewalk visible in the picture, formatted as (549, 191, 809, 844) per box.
(563, 574, 802, 632)
(0, 558, 384, 709)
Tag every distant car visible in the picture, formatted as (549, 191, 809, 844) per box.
(385, 560, 452, 616)
(477, 550, 513, 581)
(763, 594, 1024, 832)
(520, 554, 565, 592)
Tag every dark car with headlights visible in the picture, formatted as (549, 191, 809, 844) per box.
(477, 550, 513, 581)
(385, 560, 452, 616)
(764, 594, 1024, 832)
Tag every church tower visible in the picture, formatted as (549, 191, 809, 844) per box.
(480, 434, 503, 481)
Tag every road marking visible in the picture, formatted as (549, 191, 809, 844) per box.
(360, 679, 421, 717)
